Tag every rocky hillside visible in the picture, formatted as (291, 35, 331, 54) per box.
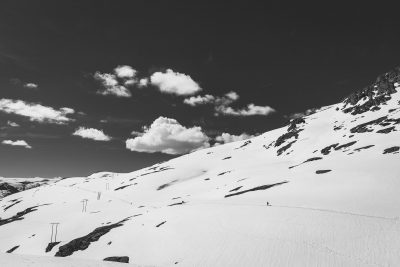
(0, 178, 59, 199)
(0, 69, 399, 266)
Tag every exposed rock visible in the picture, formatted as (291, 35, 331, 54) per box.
(103, 256, 129, 263)
(304, 157, 323, 163)
(224, 182, 288, 198)
(0, 183, 19, 197)
(383, 146, 400, 154)
(377, 127, 396, 134)
(0, 205, 47, 226)
(354, 145, 375, 152)
(217, 171, 231, 176)
(342, 67, 400, 115)
(321, 144, 339, 155)
(157, 180, 177, 191)
(335, 141, 357, 150)
(350, 116, 388, 133)
(3, 199, 22, 211)
(235, 140, 251, 149)
(316, 170, 332, 174)
(114, 184, 133, 191)
(289, 157, 323, 169)
(168, 201, 186, 207)
(275, 131, 300, 147)
(140, 167, 174, 177)
(45, 242, 60, 252)
(229, 186, 243, 192)
(277, 140, 296, 156)
(288, 118, 306, 132)
(156, 221, 166, 227)
(55, 217, 131, 257)
(6, 245, 19, 253)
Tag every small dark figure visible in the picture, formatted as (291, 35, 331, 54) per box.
(266, 202, 270, 206)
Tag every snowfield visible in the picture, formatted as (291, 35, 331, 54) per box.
(0, 72, 400, 266)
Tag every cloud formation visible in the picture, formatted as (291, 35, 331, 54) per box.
(7, 121, 20, 127)
(183, 94, 216, 106)
(114, 65, 136, 79)
(126, 116, 210, 154)
(215, 132, 255, 145)
(138, 78, 149, 88)
(2, 139, 32, 149)
(0, 99, 75, 124)
(216, 103, 276, 116)
(73, 127, 112, 141)
(183, 91, 238, 106)
(94, 72, 132, 97)
(150, 69, 201, 95)
(23, 83, 38, 89)
(184, 91, 275, 116)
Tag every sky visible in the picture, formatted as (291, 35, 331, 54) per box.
(1, 1, 400, 177)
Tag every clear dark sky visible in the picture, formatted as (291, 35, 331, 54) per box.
(1, 1, 399, 177)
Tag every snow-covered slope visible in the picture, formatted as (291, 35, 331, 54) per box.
(1, 69, 400, 266)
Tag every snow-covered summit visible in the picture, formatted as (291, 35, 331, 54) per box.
(0, 69, 399, 266)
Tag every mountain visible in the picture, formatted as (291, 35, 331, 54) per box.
(0, 68, 399, 266)
(0, 178, 59, 199)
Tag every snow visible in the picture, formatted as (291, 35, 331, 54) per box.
(0, 253, 136, 266)
(0, 89, 399, 266)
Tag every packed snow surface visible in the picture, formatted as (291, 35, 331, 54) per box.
(0, 88, 399, 266)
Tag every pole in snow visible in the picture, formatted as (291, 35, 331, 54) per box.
(50, 223, 60, 242)
(81, 199, 88, 212)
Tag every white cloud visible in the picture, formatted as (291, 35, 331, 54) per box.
(182, 90, 274, 116)
(0, 99, 75, 124)
(183, 94, 215, 106)
(183, 91, 238, 106)
(7, 121, 19, 127)
(24, 83, 38, 89)
(124, 79, 137, 86)
(126, 116, 210, 154)
(215, 132, 255, 145)
(94, 72, 132, 97)
(223, 91, 239, 102)
(114, 65, 137, 79)
(150, 69, 201, 96)
(138, 78, 149, 88)
(216, 103, 276, 116)
(73, 127, 112, 141)
(2, 140, 32, 149)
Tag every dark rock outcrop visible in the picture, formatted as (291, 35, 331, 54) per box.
(6, 245, 19, 253)
(335, 141, 357, 150)
(354, 145, 375, 152)
(316, 170, 332, 174)
(321, 144, 339, 155)
(0, 183, 19, 196)
(350, 116, 388, 133)
(342, 67, 400, 115)
(45, 242, 60, 252)
(0, 205, 47, 226)
(55, 217, 131, 257)
(383, 146, 400, 154)
(103, 256, 129, 263)
(224, 181, 288, 198)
